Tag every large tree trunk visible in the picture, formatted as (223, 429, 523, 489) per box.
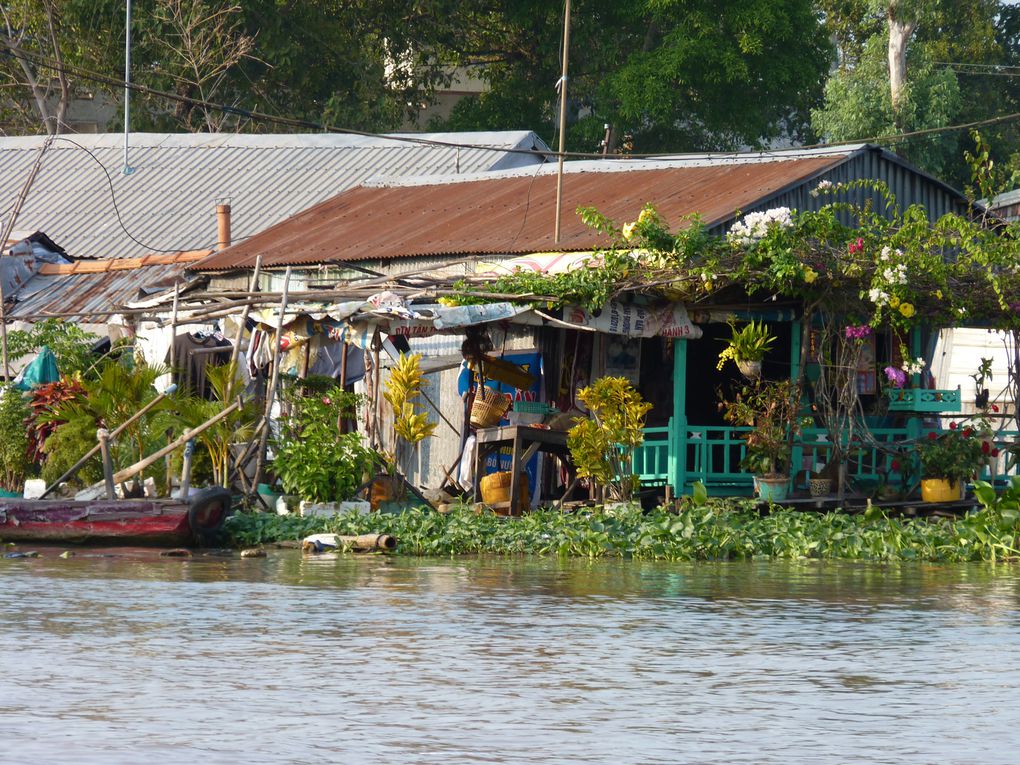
(887, 5, 916, 124)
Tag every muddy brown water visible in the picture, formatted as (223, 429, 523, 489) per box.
(2, 547, 1020, 764)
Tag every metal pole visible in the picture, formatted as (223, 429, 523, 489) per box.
(123, 0, 133, 175)
(179, 439, 195, 498)
(553, 0, 571, 244)
(98, 429, 116, 499)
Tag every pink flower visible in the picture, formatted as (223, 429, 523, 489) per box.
(992, 448, 1001, 457)
(884, 366, 907, 388)
(949, 421, 958, 430)
(928, 432, 938, 440)
(891, 459, 901, 470)
(963, 428, 973, 438)
(982, 441, 991, 454)
(992, 404, 1000, 413)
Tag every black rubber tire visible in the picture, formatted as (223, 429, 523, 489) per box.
(187, 487, 234, 547)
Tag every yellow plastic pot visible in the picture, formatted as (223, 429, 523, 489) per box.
(920, 478, 961, 503)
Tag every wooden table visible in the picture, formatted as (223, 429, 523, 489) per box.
(473, 425, 576, 516)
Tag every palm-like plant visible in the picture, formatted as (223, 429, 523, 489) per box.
(174, 363, 257, 488)
(41, 359, 176, 491)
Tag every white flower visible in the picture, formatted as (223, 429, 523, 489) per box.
(727, 206, 793, 245)
(868, 288, 889, 305)
(902, 358, 926, 376)
(810, 180, 834, 198)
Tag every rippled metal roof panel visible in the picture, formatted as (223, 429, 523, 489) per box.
(8, 262, 188, 320)
(0, 132, 550, 260)
(193, 153, 851, 269)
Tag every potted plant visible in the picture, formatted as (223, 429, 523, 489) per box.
(567, 376, 652, 504)
(719, 378, 805, 502)
(917, 424, 988, 502)
(273, 387, 380, 508)
(971, 357, 993, 411)
(716, 320, 776, 379)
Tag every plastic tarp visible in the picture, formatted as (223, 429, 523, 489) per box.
(14, 345, 59, 390)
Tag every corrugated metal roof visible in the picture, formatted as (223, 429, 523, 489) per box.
(0, 131, 550, 260)
(193, 151, 852, 269)
(8, 262, 189, 320)
(192, 143, 973, 271)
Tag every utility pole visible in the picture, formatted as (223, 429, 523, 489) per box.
(123, 0, 134, 175)
(553, 0, 571, 244)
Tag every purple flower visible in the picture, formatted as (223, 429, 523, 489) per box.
(844, 325, 872, 339)
(884, 366, 907, 388)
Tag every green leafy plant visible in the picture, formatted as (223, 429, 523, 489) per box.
(7, 319, 100, 380)
(0, 385, 31, 492)
(716, 320, 776, 372)
(917, 425, 987, 483)
(567, 376, 653, 501)
(719, 378, 806, 478)
(273, 391, 380, 503)
(40, 360, 175, 492)
(174, 363, 258, 488)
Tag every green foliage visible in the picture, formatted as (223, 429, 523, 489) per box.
(719, 378, 806, 477)
(40, 415, 103, 488)
(174, 363, 258, 488)
(273, 392, 380, 503)
(224, 501, 1020, 563)
(918, 426, 986, 482)
(0, 385, 31, 492)
(567, 376, 652, 500)
(435, 0, 830, 154)
(716, 321, 776, 371)
(42, 360, 174, 490)
(6, 320, 99, 380)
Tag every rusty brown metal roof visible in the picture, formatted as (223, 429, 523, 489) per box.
(191, 154, 849, 270)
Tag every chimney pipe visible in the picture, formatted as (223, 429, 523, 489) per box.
(216, 204, 232, 250)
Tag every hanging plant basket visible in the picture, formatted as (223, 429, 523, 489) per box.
(737, 360, 762, 379)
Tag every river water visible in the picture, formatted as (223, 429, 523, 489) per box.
(1, 548, 1019, 764)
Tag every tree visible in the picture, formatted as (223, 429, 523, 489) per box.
(813, 0, 1012, 185)
(434, 0, 832, 154)
(0, 0, 72, 133)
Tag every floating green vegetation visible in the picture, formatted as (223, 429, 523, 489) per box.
(225, 500, 1020, 563)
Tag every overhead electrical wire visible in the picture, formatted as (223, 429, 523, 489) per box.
(7, 47, 1020, 164)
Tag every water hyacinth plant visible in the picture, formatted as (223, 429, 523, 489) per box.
(225, 501, 1020, 563)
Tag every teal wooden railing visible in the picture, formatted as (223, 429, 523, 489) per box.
(632, 422, 1020, 495)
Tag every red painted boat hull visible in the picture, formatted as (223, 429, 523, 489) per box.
(0, 490, 233, 546)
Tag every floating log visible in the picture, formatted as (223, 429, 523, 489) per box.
(301, 533, 397, 553)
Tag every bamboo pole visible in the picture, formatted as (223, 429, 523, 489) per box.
(251, 266, 292, 490)
(228, 255, 262, 374)
(111, 400, 241, 485)
(302, 533, 397, 553)
(167, 281, 181, 372)
(40, 383, 179, 498)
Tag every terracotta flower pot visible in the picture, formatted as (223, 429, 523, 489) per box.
(920, 478, 962, 503)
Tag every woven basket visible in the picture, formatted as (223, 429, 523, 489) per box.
(479, 471, 530, 513)
(470, 387, 510, 428)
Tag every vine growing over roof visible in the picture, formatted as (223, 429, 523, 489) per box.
(447, 141, 1020, 338)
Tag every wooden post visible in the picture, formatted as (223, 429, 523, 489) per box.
(251, 266, 292, 490)
(98, 429, 116, 500)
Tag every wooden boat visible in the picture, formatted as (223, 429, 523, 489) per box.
(0, 487, 233, 546)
